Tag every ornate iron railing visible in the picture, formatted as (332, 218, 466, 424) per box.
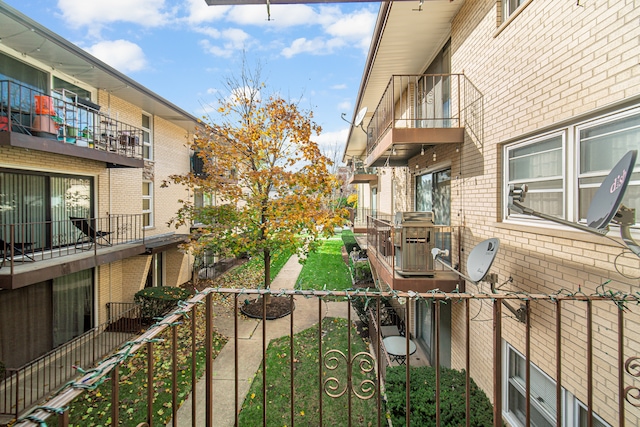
(6, 288, 640, 427)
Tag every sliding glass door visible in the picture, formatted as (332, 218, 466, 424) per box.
(0, 169, 93, 248)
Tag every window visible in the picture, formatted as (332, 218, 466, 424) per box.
(142, 181, 153, 228)
(0, 169, 93, 248)
(505, 133, 565, 220)
(504, 343, 612, 427)
(504, 344, 557, 427)
(416, 168, 451, 225)
(577, 110, 640, 223)
(142, 113, 152, 160)
(502, 0, 526, 20)
(504, 107, 640, 227)
(145, 252, 164, 288)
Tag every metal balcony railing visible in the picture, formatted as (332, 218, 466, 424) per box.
(0, 81, 144, 160)
(365, 74, 482, 158)
(0, 302, 143, 418)
(5, 288, 640, 427)
(366, 213, 457, 278)
(0, 215, 145, 272)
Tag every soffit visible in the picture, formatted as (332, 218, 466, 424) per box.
(344, 0, 464, 161)
(0, 3, 199, 131)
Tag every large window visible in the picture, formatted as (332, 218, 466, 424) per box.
(505, 133, 564, 220)
(503, 343, 611, 427)
(504, 344, 557, 427)
(0, 170, 93, 248)
(504, 108, 640, 227)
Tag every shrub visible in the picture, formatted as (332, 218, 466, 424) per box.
(385, 366, 494, 427)
(134, 286, 192, 319)
(341, 229, 361, 255)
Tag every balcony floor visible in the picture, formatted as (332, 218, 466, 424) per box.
(0, 242, 145, 290)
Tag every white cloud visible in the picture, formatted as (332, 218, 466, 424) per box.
(315, 127, 349, 161)
(337, 100, 351, 111)
(226, 4, 318, 27)
(57, 0, 171, 30)
(185, 0, 230, 24)
(198, 27, 251, 58)
(279, 6, 375, 58)
(85, 40, 147, 73)
(324, 8, 377, 51)
(331, 84, 347, 90)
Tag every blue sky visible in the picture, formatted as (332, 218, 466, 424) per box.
(4, 0, 378, 160)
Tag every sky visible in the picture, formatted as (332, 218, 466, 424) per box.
(3, 0, 379, 162)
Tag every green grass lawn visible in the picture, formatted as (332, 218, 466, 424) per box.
(297, 235, 353, 291)
(238, 317, 377, 426)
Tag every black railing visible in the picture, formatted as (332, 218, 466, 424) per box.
(0, 215, 144, 272)
(0, 302, 143, 418)
(0, 81, 144, 159)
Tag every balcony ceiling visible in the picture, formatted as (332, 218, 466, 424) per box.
(344, 0, 465, 161)
(0, 4, 198, 131)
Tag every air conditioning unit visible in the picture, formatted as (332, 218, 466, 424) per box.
(394, 211, 435, 276)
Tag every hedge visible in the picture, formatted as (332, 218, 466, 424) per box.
(385, 365, 494, 427)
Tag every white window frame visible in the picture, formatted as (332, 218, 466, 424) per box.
(142, 112, 153, 161)
(142, 181, 153, 229)
(503, 343, 557, 427)
(504, 106, 640, 229)
(503, 131, 566, 224)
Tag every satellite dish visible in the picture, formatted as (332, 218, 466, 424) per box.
(586, 150, 637, 230)
(432, 238, 500, 284)
(508, 150, 640, 258)
(467, 238, 500, 282)
(354, 107, 368, 127)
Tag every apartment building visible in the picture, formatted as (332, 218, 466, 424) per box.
(0, 3, 198, 375)
(344, 0, 639, 425)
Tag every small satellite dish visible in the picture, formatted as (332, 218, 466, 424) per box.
(354, 107, 368, 127)
(432, 238, 500, 284)
(467, 238, 500, 283)
(586, 150, 637, 230)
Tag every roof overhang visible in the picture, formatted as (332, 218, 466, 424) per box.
(343, 0, 465, 162)
(0, 3, 199, 132)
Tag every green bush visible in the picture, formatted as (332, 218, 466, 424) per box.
(385, 366, 494, 427)
(341, 229, 361, 255)
(134, 286, 191, 319)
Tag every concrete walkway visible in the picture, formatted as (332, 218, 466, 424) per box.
(168, 255, 355, 426)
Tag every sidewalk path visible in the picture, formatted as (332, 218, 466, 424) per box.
(168, 254, 355, 426)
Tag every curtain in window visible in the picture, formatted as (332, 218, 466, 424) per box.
(52, 269, 93, 347)
(51, 176, 91, 246)
(507, 136, 564, 218)
(0, 172, 46, 246)
(579, 112, 640, 222)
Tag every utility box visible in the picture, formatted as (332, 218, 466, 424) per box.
(394, 211, 435, 276)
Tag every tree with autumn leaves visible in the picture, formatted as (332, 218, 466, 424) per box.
(166, 65, 346, 308)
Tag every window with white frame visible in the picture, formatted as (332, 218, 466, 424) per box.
(577, 110, 640, 223)
(505, 133, 565, 220)
(504, 107, 640, 227)
(142, 113, 152, 160)
(142, 181, 153, 228)
(504, 343, 613, 427)
(504, 344, 557, 427)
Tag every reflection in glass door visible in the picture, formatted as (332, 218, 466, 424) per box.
(415, 168, 450, 225)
